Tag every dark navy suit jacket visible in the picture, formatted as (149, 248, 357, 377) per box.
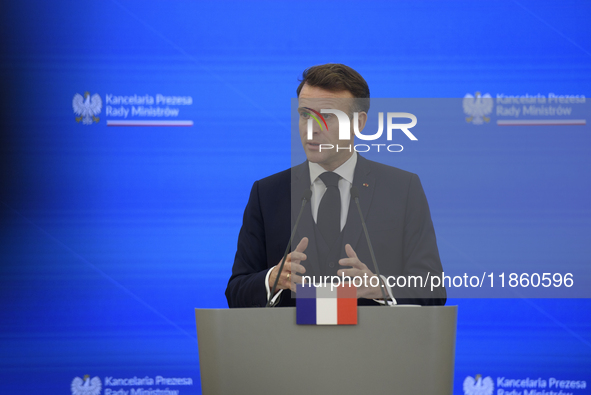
(225, 155, 446, 307)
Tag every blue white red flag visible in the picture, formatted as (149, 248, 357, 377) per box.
(296, 283, 357, 325)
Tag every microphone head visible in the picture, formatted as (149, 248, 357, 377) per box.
(302, 189, 312, 202)
(350, 185, 359, 199)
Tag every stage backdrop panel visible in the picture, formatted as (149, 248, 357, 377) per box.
(1, 1, 590, 394)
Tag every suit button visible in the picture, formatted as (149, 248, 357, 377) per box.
(328, 262, 335, 268)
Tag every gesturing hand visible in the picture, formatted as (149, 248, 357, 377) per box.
(337, 244, 385, 299)
(268, 237, 308, 294)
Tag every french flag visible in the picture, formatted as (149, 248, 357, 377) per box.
(296, 283, 357, 325)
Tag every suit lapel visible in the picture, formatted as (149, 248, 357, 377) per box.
(291, 161, 321, 276)
(342, 155, 375, 252)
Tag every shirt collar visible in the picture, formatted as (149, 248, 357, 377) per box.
(308, 153, 357, 185)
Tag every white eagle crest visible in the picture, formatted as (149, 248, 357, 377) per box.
(71, 375, 102, 395)
(73, 91, 102, 124)
(463, 92, 493, 124)
(463, 374, 494, 395)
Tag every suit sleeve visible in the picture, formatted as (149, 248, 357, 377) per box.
(225, 181, 271, 308)
(396, 173, 447, 305)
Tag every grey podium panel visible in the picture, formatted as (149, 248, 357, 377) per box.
(195, 306, 457, 395)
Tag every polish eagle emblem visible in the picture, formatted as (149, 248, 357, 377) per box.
(73, 91, 102, 124)
(71, 375, 102, 395)
(463, 92, 493, 124)
(463, 374, 494, 395)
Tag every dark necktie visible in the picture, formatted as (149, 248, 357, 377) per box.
(318, 172, 341, 246)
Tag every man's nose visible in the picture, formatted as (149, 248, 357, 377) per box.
(304, 118, 322, 136)
(312, 118, 324, 134)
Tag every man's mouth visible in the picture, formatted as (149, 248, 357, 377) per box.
(307, 142, 321, 150)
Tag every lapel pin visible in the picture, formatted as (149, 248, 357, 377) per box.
(363, 183, 369, 187)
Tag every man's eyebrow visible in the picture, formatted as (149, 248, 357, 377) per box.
(299, 107, 328, 130)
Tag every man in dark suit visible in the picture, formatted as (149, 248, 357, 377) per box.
(226, 64, 446, 308)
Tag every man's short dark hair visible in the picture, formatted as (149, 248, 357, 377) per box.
(296, 63, 370, 113)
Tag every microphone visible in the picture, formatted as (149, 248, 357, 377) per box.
(350, 186, 392, 305)
(266, 189, 312, 307)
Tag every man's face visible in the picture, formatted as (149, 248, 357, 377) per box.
(298, 84, 359, 171)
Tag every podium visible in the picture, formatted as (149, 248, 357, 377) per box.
(195, 306, 457, 394)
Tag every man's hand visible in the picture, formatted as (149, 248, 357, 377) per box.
(338, 244, 386, 299)
(268, 237, 308, 294)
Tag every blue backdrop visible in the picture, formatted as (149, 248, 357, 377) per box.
(1, 1, 590, 394)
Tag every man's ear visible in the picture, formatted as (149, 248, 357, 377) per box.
(354, 111, 368, 134)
